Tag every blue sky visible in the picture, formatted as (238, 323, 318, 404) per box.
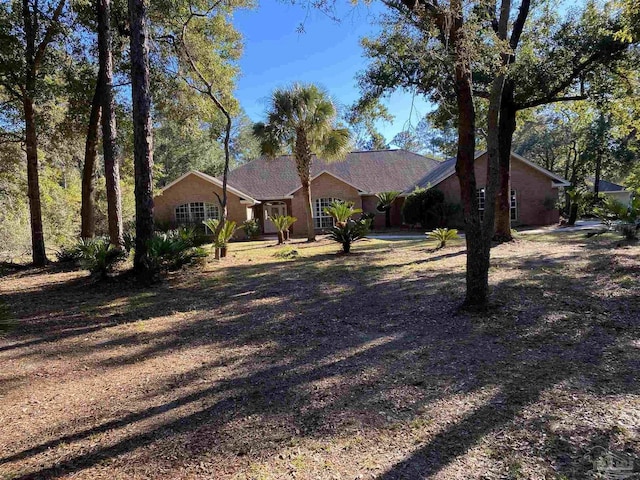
(233, 0, 433, 145)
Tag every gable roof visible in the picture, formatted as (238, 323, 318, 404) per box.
(161, 170, 259, 205)
(406, 151, 570, 193)
(224, 149, 441, 199)
(587, 178, 628, 192)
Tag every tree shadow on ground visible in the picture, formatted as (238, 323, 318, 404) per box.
(0, 237, 638, 479)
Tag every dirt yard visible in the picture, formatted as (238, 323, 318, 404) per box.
(1, 234, 639, 479)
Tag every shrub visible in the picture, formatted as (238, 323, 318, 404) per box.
(273, 247, 299, 259)
(324, 200, 362, 225)
(402, 187, 447, 228)
(375, 191, 401, 228)
(594, 196, 639, 240)
(241, 219, 261, 240)
(327, 218, 371, 253)
(78, 238, 127, 278)
(56, 244, 83, 263)
(427, 227, 459, 248)
(146, 233, 208, 274)
(203, 219, 238, 247)
(269, 215, 297, 244)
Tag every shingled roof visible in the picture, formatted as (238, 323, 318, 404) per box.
(224, 149, 441, 199)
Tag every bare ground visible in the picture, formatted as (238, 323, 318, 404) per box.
(0, 234, 639, 479)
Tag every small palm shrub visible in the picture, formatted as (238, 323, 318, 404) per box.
(146, 233, 207, 273)
(269, 215, 297, 244)
(203, 219, 238, 258)
(241, 219, 261, 240)
(324, 200, 362, 226)
(78, 237, 127, 278)
(427, 227, 459, 249)
(594, 196, 639, 240)
(56, 244, 83, 263)
(376, 191, 401, 228)
(327, 218, 371, 253)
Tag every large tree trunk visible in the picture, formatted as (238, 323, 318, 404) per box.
(452, 25, 489, 307)
(98, 0, 124, 246)
(494, 81, 517, 242)
(295, 128, 315, 241)
(129, 0, 154, 272)
(81, 82, 101, 239)
(23, 0, 47, 266)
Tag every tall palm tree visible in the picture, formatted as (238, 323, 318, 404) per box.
(254, 84, 351, 241)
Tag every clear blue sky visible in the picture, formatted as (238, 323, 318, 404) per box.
(233, 0, 433, 145)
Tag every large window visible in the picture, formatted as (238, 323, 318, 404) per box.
(314, 197, 339, 229)
(175, 202, 220, 226)
(476, 188, 517, 221)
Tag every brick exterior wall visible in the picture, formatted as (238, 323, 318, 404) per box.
(361, 195, 404, 230)
(153, 173, 252, 238)
(435, 153, 560, 227)
(290, 172, 362, 237)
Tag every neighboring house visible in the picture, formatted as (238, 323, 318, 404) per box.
(588, 178, 633, 206)
(153, 149, 570, 237)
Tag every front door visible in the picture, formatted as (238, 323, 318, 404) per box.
(264, 202, 287, 234)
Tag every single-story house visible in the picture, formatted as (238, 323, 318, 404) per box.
(153, 149, 570, 237)
(588, 178, 633, 206)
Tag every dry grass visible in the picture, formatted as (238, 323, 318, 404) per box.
(0, 234, 639, 479)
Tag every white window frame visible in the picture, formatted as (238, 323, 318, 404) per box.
(510, 189, 517, 221)
(174, 202, 220, 227)
(314, 197, 339, 229)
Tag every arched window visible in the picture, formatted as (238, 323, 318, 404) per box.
(175, 202, 220, 226)
(313, 197, 339, 229)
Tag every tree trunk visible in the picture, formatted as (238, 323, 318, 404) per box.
(81, 81, 101, 239)
(129, 0, 154, 272)
(452, 26, 489, 307)
(24, 96, 47, 266)
(98, 0, 124, 246)
(385, 208, 391, 228)
(494, 81, 516, 242)
(295, 128, 315, 241)
(22, 0, 47, 266)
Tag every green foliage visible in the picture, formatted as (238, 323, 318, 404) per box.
(427, 228, 459, 249)
(241, 218, 261, 240)
(327, 218, 371, 254)
(402, 188, 450, 228)
(78, 238, 127, 278)
(203, 219, 238, 247)
(253, 83, 352, 161)
(323, 201, 363, 225)
(269, 215, 297, 244)
(145, 231, 208, 274)
(375, 191, 401, 212)
(273, 247, 299, 259)
(56, 244, 83, 263)
(593, 196, 639, 240)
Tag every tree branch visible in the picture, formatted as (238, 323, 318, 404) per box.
(33, 0, 66, 73)
(518, 94, 587, 110)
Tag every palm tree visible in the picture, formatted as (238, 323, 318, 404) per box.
(376, 191, 401, 228)
(254, 84, 351, 241)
